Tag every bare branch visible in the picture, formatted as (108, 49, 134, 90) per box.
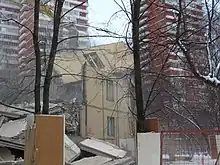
(61, 0, 87, 19)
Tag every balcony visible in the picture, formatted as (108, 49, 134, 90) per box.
(75, 15, 88, 21)
(19, 32, 27, 41)
(139, 32, 149, 42)
(73, 1, 88, 7)
(8, 58, 19, 65)
(20, 11, 28, 20)
(140, 4, 147, 13)
(166, 15, 175, 19)
(19, 40, 27, 48)
(0, 2, 20, 9)
(20, 4, 29, 12)
(75, 23, 88, 29)
(20, 18, 27, 25)
(18, 48, 27, 55)
(19, 26, 26, 34)
(140, 16, 147, 25)
(139, 23, 147, 32)
(74, 8, 88, 14)
(18, 55, 26, 63)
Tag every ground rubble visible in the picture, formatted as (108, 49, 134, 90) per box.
(0, 110, 135, 165)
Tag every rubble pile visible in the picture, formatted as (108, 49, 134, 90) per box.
(0, 107, 135, 165)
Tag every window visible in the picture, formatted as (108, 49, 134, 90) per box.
(69, 3, 86, 10)
(106, 80, 114, 101)
(84, 52, 104, 68)
(78, 5, 86, 10)
(107, 116, 115, 137)
(1, 28, 6, 32)
(77, 26, 87, 32)
(77, 19, 87, 25)
(80, 12, 86, 17)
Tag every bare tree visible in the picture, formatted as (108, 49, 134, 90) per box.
(176, 0, 220, 87)
(113, 0, 191, 132)
(2, 0, 214, 133)
(113, 0, 219, 132)
(5, 0, 88, 114)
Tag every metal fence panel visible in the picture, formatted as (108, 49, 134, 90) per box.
(160, 130, 220, 165)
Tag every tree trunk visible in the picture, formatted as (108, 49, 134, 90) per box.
(33, 0, 41, 114)
(132, 0, 145, 132)
(42, 0, 64, 114)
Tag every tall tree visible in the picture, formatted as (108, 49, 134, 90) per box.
(131, 0, 146, 132)
(5, 0, 88, 114)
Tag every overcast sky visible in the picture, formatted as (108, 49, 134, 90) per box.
(88, 0, 129, 45)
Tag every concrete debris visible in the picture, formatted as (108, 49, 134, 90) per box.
(0, 119, 26, 138)
(103, 157, 135, 165)
(0, 160, 23, 165)
(26, 115, 34, 129)
(79, 138, 127, 159)
(0, 160, 78, 165)
(0, 110, 135, 165)
(0, 118, 81, 162)
(65, 134, 81, 162)
(0, 117, 5, 128)
(70, 156, 112, 165)
(0, 137, 24, 151)
(0, 148, 14, 161)
(0, 158, 135, 165)
(0, 103, 79, 134)
(0, 105, 31, 118)
(68, 156, 135, 165)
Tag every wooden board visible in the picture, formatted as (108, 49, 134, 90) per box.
(35, 115, 65, 165)
(24, 126, 36, 165)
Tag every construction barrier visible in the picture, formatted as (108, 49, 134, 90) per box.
(160, 130, 220, 165)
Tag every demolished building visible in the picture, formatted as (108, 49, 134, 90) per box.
(0, 105, 135, 165)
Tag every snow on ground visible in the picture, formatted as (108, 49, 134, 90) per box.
(163, 154, 170, 160)
(169, 159, 216, 165)
(164, 154, 217, 165)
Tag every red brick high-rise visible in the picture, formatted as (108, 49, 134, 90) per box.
(18, 0, 89, 71)
(139, 0, 206, 129)
(139, 0, 203, 73)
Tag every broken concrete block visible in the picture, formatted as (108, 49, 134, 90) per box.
(0, 160, 75, 165)
(0, 160, 23, 165)
(0, 148, 14, 161)
(70, 156, 112, 165)
(65, 135, 80, 162)
(79, 138, 127, 159)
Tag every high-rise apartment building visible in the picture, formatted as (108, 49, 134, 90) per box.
(18, 0, 89, 70)
(0, 0, 89, 70)
(140, 0, 203, 74)
(63, 0, 90, 48)
(0, 0, 20, 69)
(139, 0, 205, 128)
